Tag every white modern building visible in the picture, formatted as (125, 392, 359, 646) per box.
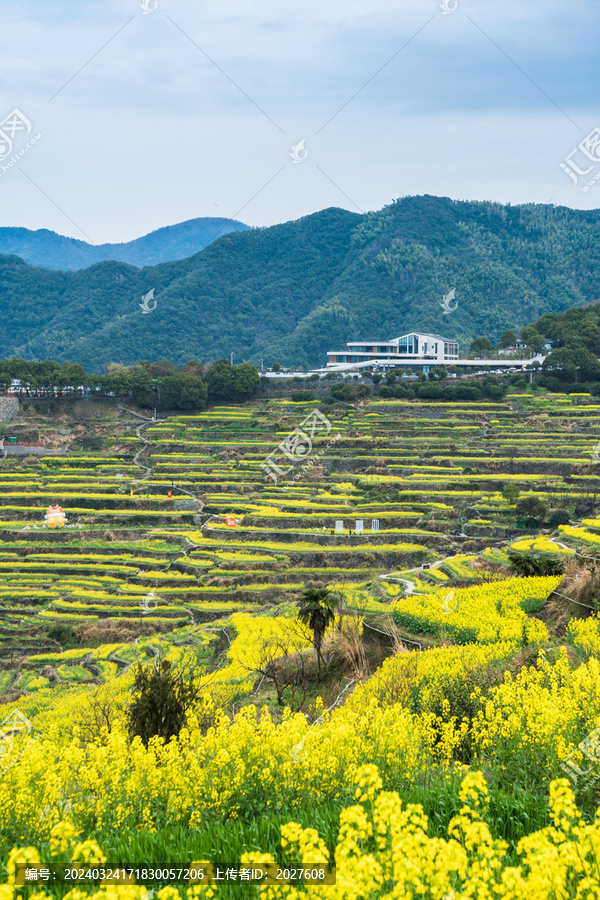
(327, 332, 459, 373)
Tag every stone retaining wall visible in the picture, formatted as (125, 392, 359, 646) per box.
(0, 397, 19, 423)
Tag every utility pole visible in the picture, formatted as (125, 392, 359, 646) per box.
(230, 351, 235, 365)
(153, 408, 157, 420)
(260, 358, 264, 373)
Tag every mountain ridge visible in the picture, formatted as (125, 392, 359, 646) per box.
(2, 196, 600, 372)
(0, 217, 249, 270)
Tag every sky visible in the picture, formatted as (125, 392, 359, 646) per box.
(0, 0, 598, 244)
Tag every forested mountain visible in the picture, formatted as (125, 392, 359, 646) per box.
(2, 196, 600, 372)
(0, 217, 249, 270)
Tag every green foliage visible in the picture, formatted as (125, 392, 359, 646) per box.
(515, 496, 548, 520)
(46, 624, 77, 647)
(507, 550, 565, 577)
(520, 325, 545, 354)
(291, 390, 316, 402)
(331, 382, 370, 403)
(548, 509, 570, 528)
(502, 484, 521, 503)
(469, 337, 494, 356)
(205, 359, 261, 402)
(379, 383, 408, 399)
(127, 657, 198, 748)
(498, 329, 517, 349)
(0, 356, 259, 411)
(297, 587, 337, 677)
(430, 365, 448, 380)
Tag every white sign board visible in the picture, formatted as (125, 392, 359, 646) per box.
(335, 520, 344, 534)
(355, 520, 364, 534)
(371, 519, 380, 532)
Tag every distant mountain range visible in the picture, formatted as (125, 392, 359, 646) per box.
(1, 196, 600, 372)
(0, 218, 249, 270)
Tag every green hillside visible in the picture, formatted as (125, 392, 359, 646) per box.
(2, 196, 600, 372)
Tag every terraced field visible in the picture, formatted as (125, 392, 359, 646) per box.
(5, 388, 600, 897)
(1, 391, 599, 692)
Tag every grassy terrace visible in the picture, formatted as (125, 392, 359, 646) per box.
(1, 388, 600, 694)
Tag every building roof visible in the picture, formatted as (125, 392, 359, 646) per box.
(346, 332, 457, 345)
(394, 332, 457, 342)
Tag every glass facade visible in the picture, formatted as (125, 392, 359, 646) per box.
(398, 335, 419, 354)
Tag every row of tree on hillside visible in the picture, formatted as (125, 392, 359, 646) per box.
(467, 326, 546, 358)
(0, 357, 261, 410)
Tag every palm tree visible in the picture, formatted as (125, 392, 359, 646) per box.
(297, 587, 336, 678)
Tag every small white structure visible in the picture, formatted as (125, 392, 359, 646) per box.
(371, 519, 380, 532)
(355, 520, 364, 534)
(335, 520, 344, 533)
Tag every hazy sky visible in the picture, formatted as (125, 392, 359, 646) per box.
(0, 0, 598, 243)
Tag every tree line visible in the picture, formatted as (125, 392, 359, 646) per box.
(0, 357, 261, 411)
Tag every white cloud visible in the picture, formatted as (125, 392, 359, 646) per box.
(0, 0, 597, 241)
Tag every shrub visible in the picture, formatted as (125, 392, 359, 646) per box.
(417, 382, 443, 400)
(290, 391, 316, 402)
(331, 383, 371, 403)
(455, 384, 482, 401)
(46, 624, 77, 647)
(127, 657, 198, 747)
(515, 496, 548, 520)
(548, 509, 570, 528)
(507, 550, 566, 577)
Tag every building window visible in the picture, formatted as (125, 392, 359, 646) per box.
(399, 335, 418, 354)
